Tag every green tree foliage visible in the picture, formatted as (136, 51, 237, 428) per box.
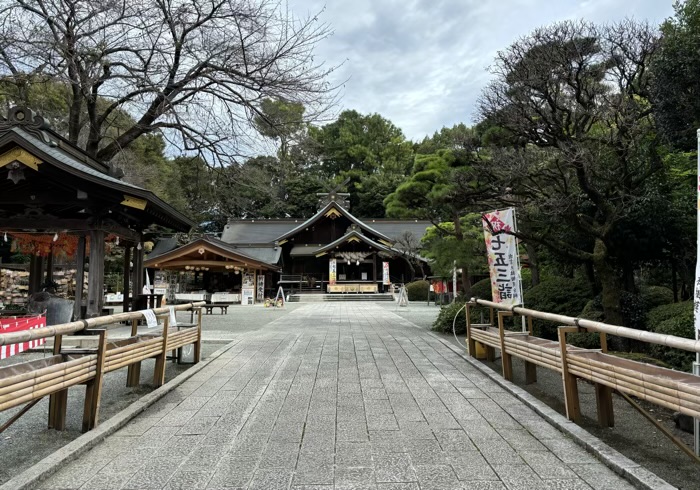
(652, 0, 700, 149)
(420, 215, 487, 281)
(309, 110, 414, 216)
(478, 20, 660, 324)
(523, 277, 593, 339)
(385, 146, 492, 294)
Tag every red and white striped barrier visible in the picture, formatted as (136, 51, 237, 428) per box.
(0, 315, 47, 360)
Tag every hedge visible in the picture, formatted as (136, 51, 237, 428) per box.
(523, 277, 592, 339)
(431, 302, 468, 335)
(469, 278, 492, 301)
(406, 280, 430, 302)
(647, 301, 694, 371)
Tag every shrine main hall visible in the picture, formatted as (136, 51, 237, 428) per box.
(147, 192, 431, 300)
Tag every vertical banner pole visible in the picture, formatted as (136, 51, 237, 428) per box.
(453, 260, 457, 303)
(694, 129, 700, 455)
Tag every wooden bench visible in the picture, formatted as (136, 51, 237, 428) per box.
(0, 302, 204, 433)
(467, 298, 700, 464)
(0, 333, 105, 432)
(204, 303, 230, 315)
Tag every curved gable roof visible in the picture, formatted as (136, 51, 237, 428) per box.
(144, 236, 279, 270)
(275, 201, 393, 245)
(314, 230, 393, 257)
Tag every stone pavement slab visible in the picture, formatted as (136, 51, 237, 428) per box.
(37, 303, 636, 490)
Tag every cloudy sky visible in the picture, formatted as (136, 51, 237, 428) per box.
(290, 0, 675, 141)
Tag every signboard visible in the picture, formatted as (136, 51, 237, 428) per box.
(329, 258, 337, 285)
(383, 262, 390, 285)
(142, 309, 158, 328)
(257, 274, 265, 300)
(241, 288, 254, 305)
(482, 208, 523, 307)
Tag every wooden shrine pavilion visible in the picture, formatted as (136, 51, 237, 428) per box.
(0, 106, 193, 318)
(147, 191, 431, 300)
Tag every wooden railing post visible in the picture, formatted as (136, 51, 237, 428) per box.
(558, 326, 581, 423)
(82, 329, 107, 432)
(498, 311, 514, 381)
(48, 334, 66, 430)
(466, 303, 477, 358)
(153, 315, 169, 387)
(126, 318, 141, 387)
(523, 315, 537, 384)
(194, 306, 203, 364)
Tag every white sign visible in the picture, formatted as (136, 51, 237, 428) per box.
(241, 288, 254, 305)
(142, 309, 158, 329)
(168, 306, 178, 328)
(257, 274, 265, 299)
(482, 208, 523, 307)
(383, 262, 390, 285)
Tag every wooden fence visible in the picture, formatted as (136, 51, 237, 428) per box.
(0, 302, 204, 433)
(466, 298, 700, 462)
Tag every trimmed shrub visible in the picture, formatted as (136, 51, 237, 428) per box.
(523, 277, 592, 339)
(647, 301, 694, 371)
(640, 285, 674, 311)
(646, 301, 691, 331)
(579, 298, 604, 322)
(469, 278, 492, 301)
(432, 302, 468, 335)
(406, 280, 430, 302)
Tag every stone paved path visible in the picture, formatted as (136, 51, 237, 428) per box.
(39, 303, 633, 490)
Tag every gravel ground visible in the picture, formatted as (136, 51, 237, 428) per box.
(0, 305, 302, 485)
(382, 301, 697, 489)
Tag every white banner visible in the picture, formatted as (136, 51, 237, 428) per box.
(329, 258, 337, 285)
(482, 208, 523, 307)
(695, 129, 700, 349)
(382, 262, 390, 285)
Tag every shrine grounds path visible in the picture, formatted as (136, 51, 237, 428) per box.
(37, 303, 635, 490)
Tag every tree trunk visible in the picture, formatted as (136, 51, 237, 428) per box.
(592, 238, 623, 326)
(525, 241, 540, 287)
(461, 266, 472, 298)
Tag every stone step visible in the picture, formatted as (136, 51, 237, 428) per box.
(288, 294, 395, 303)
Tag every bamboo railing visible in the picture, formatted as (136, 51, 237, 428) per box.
(0, 301, 205, 433)
(466, 299, 700, 426)
(465, 298, 700, 463)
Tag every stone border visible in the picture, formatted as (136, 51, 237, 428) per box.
(429, 332, 676, 490)
(0, 340, 238, 490)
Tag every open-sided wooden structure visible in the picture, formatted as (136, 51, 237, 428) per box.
(0, 106, 194, 318)
(144, 236, 280, 304)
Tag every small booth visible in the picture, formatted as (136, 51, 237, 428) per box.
(144, 236, 280, 309)
(0, 106, 193, 319)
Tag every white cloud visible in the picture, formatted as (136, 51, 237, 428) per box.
(291, 0, 674, 141)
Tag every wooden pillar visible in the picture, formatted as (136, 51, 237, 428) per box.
(86, 229, 105, 318)
(45, 245, 54, 285)
(558, 326, 581, 423)
(132, 243, 144, 299)
(122, 245, 131, 313)
(73, 236, 86, 321)
(28, 255, 44, 294)
(372, 253, 377, 290)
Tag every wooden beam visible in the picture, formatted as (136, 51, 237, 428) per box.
(86, 229, 105, 318)
(149, 259, 249, 269)
(0, 218, 139, 241)
(73, 237, 86, 320)
(133, 244, 144, 296)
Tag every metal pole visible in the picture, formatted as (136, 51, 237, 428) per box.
(694, 129, 700, 455)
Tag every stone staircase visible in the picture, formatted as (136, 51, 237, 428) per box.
(288, 293, 395, 303)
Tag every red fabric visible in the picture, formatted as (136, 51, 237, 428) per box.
(0, 315, 46, 359)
